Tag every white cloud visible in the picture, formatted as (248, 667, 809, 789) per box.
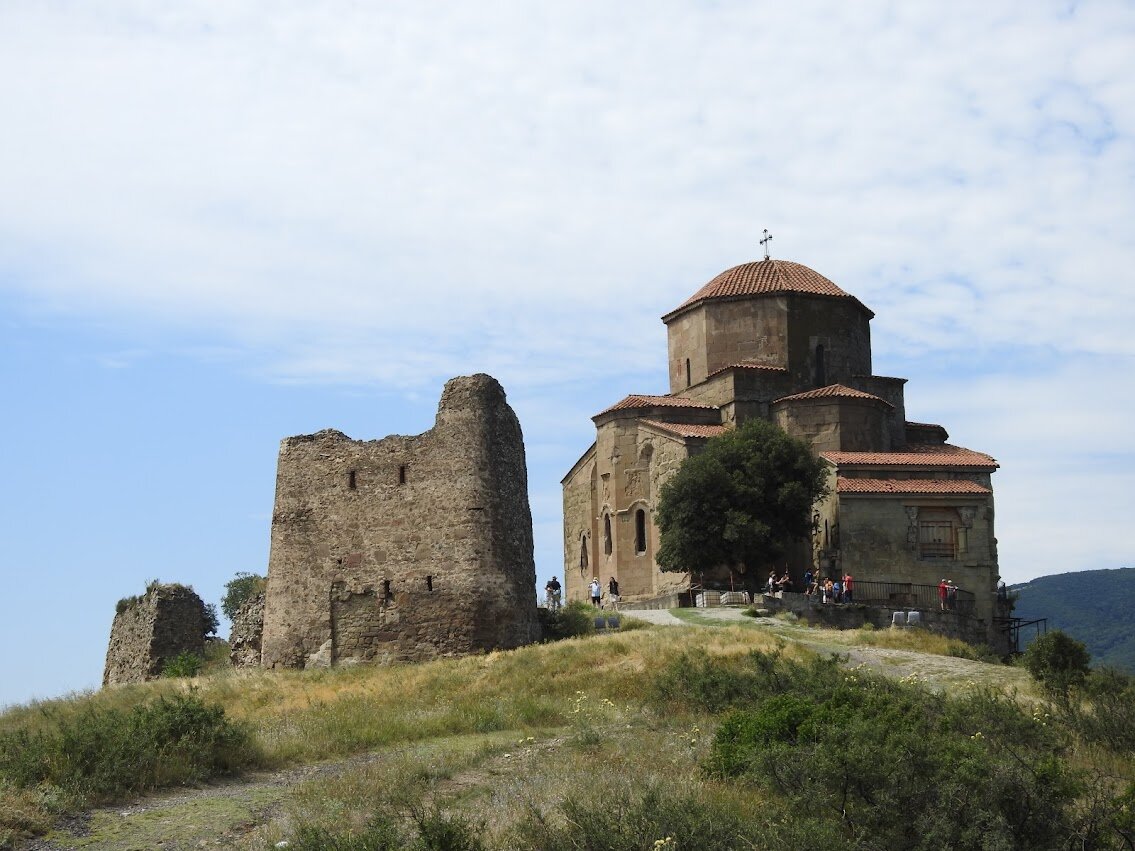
(1, 0, 1132, 585)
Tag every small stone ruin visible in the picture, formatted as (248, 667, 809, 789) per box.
(229, 592, 265, 668)
(102, 582, 210, 685)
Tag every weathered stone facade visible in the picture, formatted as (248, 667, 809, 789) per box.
(229, 592, 265, 668)
(563, 257, 1003, 643)
(261, 374, 540, 669)
(103, 583, 208, 685)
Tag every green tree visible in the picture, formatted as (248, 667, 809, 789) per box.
(202, 602, 219, 637)
(221, 572, 267, 621)
(1023, 629, 1092, 695)
(655, 420, 828, 576)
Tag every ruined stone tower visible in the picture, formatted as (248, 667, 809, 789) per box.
(103, 583, 209, 685)
(260, 373, 540, 668)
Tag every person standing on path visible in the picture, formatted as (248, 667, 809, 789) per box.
(589, 577, 602, 607)
(545, 576, 562, 611)
(607, 577, 620, 610)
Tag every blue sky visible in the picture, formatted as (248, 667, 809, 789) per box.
(2, 1, 1133, 707)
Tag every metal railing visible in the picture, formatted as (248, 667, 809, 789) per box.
(851, 580, 975, 616)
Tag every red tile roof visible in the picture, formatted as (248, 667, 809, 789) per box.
(597, 394, 718, 416)
(837, 477, 992, 495)
(706, 362, 790, 379)
(773, 384, 892, 407)
(641, 420, 729, 439)
(822, 444, 998, 470)
(663, 259, 866, 320)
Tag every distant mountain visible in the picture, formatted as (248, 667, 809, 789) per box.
(1011, 568, 1135, 673)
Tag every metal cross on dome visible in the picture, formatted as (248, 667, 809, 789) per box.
(760, 228, 773, 260)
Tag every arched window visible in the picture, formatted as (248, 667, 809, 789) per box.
(603, 513, 613, 555)
(634, 508, 647, 555)
(814, 344, 826, 387)
(685, 358, 691, 387)
(580, 533, 589, 569)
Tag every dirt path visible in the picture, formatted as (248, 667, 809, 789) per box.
(17, 752, 392, 851)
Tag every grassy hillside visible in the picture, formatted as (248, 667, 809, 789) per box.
(2, 615, 1133, 850)
(1011, 567, 1135, 673)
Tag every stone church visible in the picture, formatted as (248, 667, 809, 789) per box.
(562, 256, 1001, 629)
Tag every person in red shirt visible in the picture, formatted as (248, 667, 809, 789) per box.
(842, 573, 854, 603)
(938, 579, 948, 611)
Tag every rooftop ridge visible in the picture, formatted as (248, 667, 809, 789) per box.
(663, 259, 869, 321)
(773, 383, 892, 406)
(837, 477, 992, 495)
(640, 419, 730, 439)
(596, 394, 718, 417)
(822, 444, 999, 469)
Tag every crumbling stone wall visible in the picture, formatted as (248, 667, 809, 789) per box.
(103, 583, 208, 685)
(229, 592, 265, 668)
(260, 374, 540, 669)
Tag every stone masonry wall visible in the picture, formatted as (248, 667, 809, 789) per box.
(229, 592, 265, 668)
(760, 592, 997, 650)
(260, 374, 540, 669)
(561, 453, 595, 604)
(103, 584, 207, 686)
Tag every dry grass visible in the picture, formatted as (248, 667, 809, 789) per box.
(2, 618, 1063, 848)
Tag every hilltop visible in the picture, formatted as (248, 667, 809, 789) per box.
(1012, 567, 1135, 673)
(2, 610, 1133, 850)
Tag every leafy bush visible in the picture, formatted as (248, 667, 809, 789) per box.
(702, 652, 1084, 849)
(1060, 666, 1135, 754)
(650, 648, 843, 713)
(291, 813, 407, 851)
(0, 780, 67, 844)
(162, 650, 204, 678)
(512, 783, 763, 851)
(221, 572, 267, 621)
(291, 807, 485, 851)
(114, 596, 136, 615)
(0, 694, 257, 802)
(1023, 629, 1092, 695)
(537, 601, 596, 642)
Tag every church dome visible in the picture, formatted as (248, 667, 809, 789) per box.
(663, 259, 865, 321)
